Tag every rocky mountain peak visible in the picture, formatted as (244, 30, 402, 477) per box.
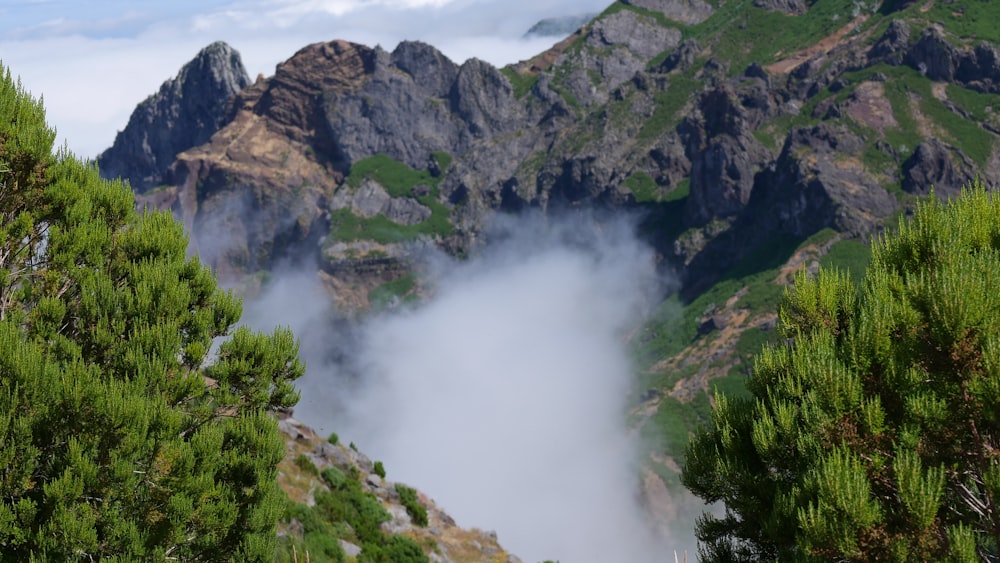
(97, 41, 250, 193)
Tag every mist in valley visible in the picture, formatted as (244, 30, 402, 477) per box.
(242, 212, 694, 562)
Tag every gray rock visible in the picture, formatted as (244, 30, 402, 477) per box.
(657, 39, 701, 74)
(353, 180, 393, 218)
(752, 123, 896, 237)
(902, 139, 978, 197)
(365, 472, 383, 489)
(386, 197, 433, 225)
(869, 19, 910, 64)
(907, 26, 956, 81)
(97, 42, 250, 192)
(958, 42, 1000, 92)
(339, 540, 362, 558)
(681, 86, 772, 224)
(330, 179, 432, 225)
(586, 11, 682, 60)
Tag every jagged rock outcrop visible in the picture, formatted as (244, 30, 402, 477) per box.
(752, 123, 896, 237)
(869, 19, 910, 64)
(681, 83, 775, 224)
(98, 41, 249, 192)
(903, 139, 979, 196)
(555, 9, 682, 107)
(907, 27, 1000, 93)
(113, 3, 1000, 304)
(657, 39, 701, 73)
(908, 26, 957, 81)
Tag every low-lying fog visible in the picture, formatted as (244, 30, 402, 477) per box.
(243, 212, 687, 562)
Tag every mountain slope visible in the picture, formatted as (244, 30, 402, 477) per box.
(101, 0, 1000, 542)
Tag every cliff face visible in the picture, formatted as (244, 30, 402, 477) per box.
(108, 3, 1000, 293)
(103, 0, 1000, 545)
(97, 42, 250, 193)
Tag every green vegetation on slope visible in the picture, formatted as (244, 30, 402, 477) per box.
(685, 184, 1000, 560)
(923, 0, 1000, 43)
(330, 153, 454, 243)
(277, 465, 429, 563)
(0, 65, 303, 560)
(369, 274, 419, 310)
(686, 0, 878, 72)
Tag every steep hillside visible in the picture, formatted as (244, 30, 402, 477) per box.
(275, 417, 520, 563)
(101, 0, 1000, 542)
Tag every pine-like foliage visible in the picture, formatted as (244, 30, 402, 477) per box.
(683, 183, 1000, 561)
(0, 66, 303, 560)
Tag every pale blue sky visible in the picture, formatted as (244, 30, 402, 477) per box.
(0, 0, 610, 157)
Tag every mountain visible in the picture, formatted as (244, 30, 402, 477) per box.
(101, 0, 1000, 547)
(97, 41, 251, 193)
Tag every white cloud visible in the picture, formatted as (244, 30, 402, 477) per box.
(1, 0, 607, 159)
(253, 213, 690, 562)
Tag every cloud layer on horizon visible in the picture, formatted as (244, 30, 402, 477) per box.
(1, 0, 609, 158)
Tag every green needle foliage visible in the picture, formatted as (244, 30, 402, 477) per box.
(684, 183, 1000, 562)
(0, 66, 304, 560)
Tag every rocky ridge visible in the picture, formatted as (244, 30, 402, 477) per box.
(102, 0, 1000, 544)
(98, 41, 250, 193)
(276, 416, 520, 562)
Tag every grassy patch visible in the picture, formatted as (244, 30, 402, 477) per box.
(369, 274, 418, 309)
(346, 154, 437, 197)
(638, 71, 699, 143)
(945, 83, 998, 124)
(712, 372, 753, 401)
(643, 393, 714, 460)
(685, 0, 870, 72)
(625, 171, 660, 202)
(665, 178, 690, 202)
(860, 64, 995, 166)
(431, 151, 453, 174)
(819, 238, 871, 284)
(500, 67, 539, 99)
(923, 0, 1000, 43)
(634, 235, 801, 367)
(331, 155, 454, 243)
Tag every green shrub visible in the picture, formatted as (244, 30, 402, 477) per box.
(295, 453, 320, 476)
(327, 431, 339, 445)
(395, 484, 429, 527)
(360, 535, 429, 563)
(321, 466, 347, 490)
(373, 461, 386, 479)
